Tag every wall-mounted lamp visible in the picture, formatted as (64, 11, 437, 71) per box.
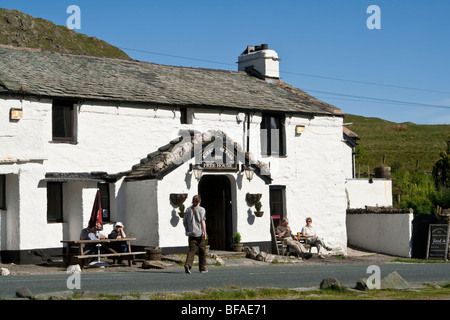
(189, 163, 203, 181)
(10, 108, 23, 121)
(241, 164, 255, 182)
(295, 125, 305, 137)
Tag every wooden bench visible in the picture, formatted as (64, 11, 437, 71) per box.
(270, 216, 318, 256)
(270, 216, 285, 255)
(61, 238, 145, 268)
(74, 252, 146, 267)
(299, 237, 319, 253)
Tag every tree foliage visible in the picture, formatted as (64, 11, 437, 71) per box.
(394, 137, 450, 215)
(432, 137, 450, 190)
(394, 169, 436, 215)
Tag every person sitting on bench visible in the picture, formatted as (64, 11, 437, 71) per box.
(276, 217, 312, 260)
(108, 221, 128, 265)
(301, 217, 332, 259)
(80, 225, 107, 262)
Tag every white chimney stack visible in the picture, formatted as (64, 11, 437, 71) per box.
(238, 44, 280, 79)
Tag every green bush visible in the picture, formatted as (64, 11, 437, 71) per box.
(393, 137, 450, 214)
(400, 194, 435, 215)
(232, 232, 241, 244)
(431, 188, 450, 209)
(432, 137, 450, 190)
(394, 169, 437, 215)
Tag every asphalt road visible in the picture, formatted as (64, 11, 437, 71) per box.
(0, 262, 449, 299)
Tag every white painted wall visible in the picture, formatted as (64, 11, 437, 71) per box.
(0, 96, 348, 255)
(0, 98, 47, 163)
(346, 212, 413, 257)
(18, 162, 54, 250)
(269, 116, 348, 253)
(124, 178, 159, 247)
(345, 178, 393, 209)
(124, 159, 272, 249)
(232, 173, 270, 244)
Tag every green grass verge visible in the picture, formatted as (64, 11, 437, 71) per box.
(68, 282, 450, 300)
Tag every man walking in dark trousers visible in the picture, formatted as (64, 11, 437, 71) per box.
(183, 195, 208, 273)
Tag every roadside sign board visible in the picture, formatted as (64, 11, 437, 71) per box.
(426, 224, 449, 260)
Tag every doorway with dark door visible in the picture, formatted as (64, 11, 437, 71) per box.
(198, 175, 232, 250)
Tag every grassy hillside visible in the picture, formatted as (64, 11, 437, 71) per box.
(0, 8, 130, 60)
(344, 114, 450, 174)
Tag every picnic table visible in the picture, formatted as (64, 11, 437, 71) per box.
(61, 238, 146, 268)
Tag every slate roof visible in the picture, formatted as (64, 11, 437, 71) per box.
(0, 45, 343, 116)
(343, 127, 359, 141)
(45, 171, 120, 183)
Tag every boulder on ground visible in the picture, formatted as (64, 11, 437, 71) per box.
(320, 277, 341, 290)
(16, 287, 34, 299)
(66, 264, 81, 274)
(355, 271, 410, 290)
(0, 267, 10, 276)
(381, 271, 410, 290)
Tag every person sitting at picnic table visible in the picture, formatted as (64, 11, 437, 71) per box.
(301, 217, 332, 259)
(80, 225, 107, 262)
(276, 217, 312, 260)
(108, 222, 128, 265)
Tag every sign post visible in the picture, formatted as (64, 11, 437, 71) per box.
(201, 140, 238, 172)
(426, 224, 449, 261)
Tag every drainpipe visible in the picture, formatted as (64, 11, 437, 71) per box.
(246, 112, 250, 155)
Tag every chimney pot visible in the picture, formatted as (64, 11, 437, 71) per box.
(238, 44, 279, 79)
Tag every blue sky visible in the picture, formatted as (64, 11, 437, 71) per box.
(2, 1, 450, 125)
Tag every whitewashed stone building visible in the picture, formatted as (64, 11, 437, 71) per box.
(0, 44, 349, 263)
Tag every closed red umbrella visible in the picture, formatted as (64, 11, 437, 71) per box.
(88, 189, 103, 231)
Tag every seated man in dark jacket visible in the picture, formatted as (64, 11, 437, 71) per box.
(108, 222, 128, 265)
(276, 218, 312, 260)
